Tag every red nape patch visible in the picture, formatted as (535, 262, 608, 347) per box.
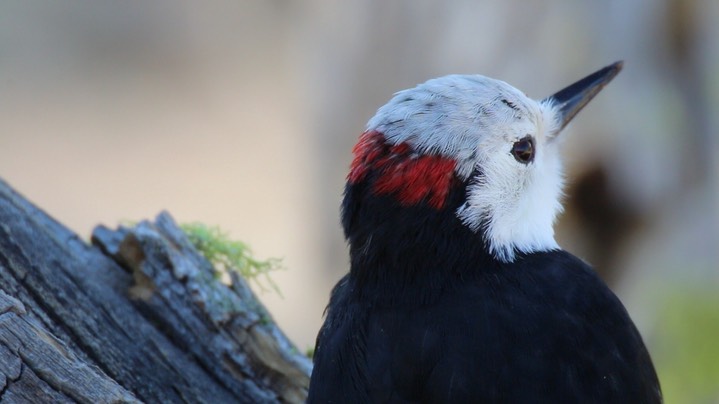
(348, 130, 457, 209)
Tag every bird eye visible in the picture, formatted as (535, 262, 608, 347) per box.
(511, 136, 535, 164)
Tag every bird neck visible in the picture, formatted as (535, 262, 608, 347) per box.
(341, 180, 500, 304)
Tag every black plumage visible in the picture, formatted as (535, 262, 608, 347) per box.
(308, 180, 661, 403)
(308, 64, 661, 403)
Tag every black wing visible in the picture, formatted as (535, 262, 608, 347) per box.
(309, 251, 661, 403)
(308, 275, 373, 404)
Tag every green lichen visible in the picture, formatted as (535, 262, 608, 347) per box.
(180, 222, 282, 296)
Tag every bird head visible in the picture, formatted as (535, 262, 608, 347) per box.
(343, 62, 623, 265)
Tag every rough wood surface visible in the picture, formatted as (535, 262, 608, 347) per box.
(0, 178, 311, 403)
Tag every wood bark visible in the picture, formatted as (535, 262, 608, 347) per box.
(0, 178, 311, 403)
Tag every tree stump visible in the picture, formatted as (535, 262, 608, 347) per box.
(0, 178, 311, 403)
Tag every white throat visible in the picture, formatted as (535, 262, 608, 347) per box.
(456, 141, 564, 262)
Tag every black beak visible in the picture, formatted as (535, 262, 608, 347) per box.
(542, 61, 623, 132)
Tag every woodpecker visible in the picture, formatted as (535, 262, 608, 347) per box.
(308, 62, 661, 403)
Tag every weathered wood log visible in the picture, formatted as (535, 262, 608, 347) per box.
(0, 178, 311, 403)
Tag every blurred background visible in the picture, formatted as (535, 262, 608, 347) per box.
(0, 1, 717, 401)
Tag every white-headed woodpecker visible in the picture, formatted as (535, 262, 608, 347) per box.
(308, 62, 661, 403)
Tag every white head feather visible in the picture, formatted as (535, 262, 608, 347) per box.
(367, 74, 564, 262)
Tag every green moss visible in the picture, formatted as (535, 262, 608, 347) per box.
(259, 312, 274, 325)
(180, 222, 282, 296)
